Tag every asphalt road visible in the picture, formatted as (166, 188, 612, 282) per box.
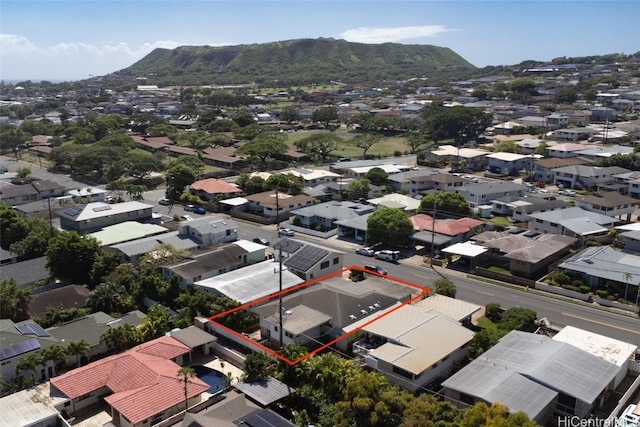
(234, 219, 640, 347)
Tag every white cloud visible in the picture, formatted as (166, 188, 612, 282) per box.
(0, 34, 189, 80)
(340, 25, 453, 43)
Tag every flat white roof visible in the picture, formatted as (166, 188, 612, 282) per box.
(0, 382, 68, 427)
(552, 325, 637, 367)
(442, 241, 489, 257)
(195, 260, 304, 304)
(486, 152, 530, 161)
(414, 294, 482, 322)
(220, 197, 249, 206)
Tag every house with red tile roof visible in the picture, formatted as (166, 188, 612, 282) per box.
(189, 178, 241, 202)
(410, 214, 486, 254)
(50, 336, 210, 427)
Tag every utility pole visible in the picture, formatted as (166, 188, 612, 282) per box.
(430, 193, 437, 268)
(278, 245, 284, 348)
(275, 186, 280, 235)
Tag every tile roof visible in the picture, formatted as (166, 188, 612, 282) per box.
(410, 214, 484, 236)
(189, 178, 240, 195)
(535, 156, 593, 169)
(50, 336, 207, 425)
(28, 284, 91, 317)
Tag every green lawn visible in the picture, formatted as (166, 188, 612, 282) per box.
(284, 130, 410, 159)
(476, 316, 500, 334)
(487, 266, 511, 275)
(489, 216, 511, 228)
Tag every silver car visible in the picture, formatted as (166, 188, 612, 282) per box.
(356, 247, 375, 256)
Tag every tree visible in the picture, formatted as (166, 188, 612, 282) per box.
(12, 167, 34, 184)
(9, 216, 58, 260)
(139, 304, 172, 340)
(166, 163, 197, 200)
(311, 106, 338, 127)
(235, 133, 288, 169)
(401, 393, 462, 427)
(177, 366, 197, 412)
(432, 279, 456, 297)
(121, 149, 164, 183)
(347, 178, 370, 200)
(0, 278, 31, 322)
(46, 232, 101, 284)
(86, 282, 135, 315)
(100, 323, 140, 352)
(425, 106, 492, 147)
(500, 307, 537, 330)
(279, 105, 300, 124)
(42, 344, 67, 376)
(405, 132, 431, 154)
(467, 329, 500, 360)
(460, 402, 538, 427)
(65, 340, 91, 367)
(231, 110, 256, 127)
(509, 79, 539, 103)
(0, 204, 29, 249)
(352, 134, 381, 159)
(294, 133, 341, 163)
(554, 85, 578, 104)
(364, 167, 388, 185)
(494, 140, 519, 153)
(243, 351, 274, 381)
(367, 207, 413, 247)
(419, 192, 471, 218)
(15, 351, 43, 384)
(139, 243, 189, 272)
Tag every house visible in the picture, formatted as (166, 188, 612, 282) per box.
(351, 305, 474, 393)
(619, 229, 640, 254)
(553, 165, 630, 190)
(0, 382, 69, 427)
(574, 145, 634, 161)
(47, 311, 146, 363)
(194, 259, 305, 304)
(274, 238, 345, 281)
(410, 214, 485, 254)
(387, 169, 438, 193)
(526, 207, 618, 237)
(486, 152, 535, 175)
(0, 256, 50, 288)
(368, 193, 421, 212)
(574, 191, 638, 221)
(0, 183, 39, 205)
(201, 147, 246, 170)
(456, 181, 526, 208)
(178, 215, 239, 246)
(413, 294, 482, 326)
(0, 319, 60, 385)
(89, 221, 169, 246)
(109, 231, 201, 266)
(547, 143, 590, 158)
(408, 173, 469, 197)
(251, 276, 415, 350)
(31, 180, 65, 199)
(188, 178, 241, 202)
(471, 230, 577, 278)
(532, 157, 593, 183)
(67, 186, 109, 203)
(552, 326, 637, 389)
(330, 158, 417, 177)
(558, 245, 640, 290)
(335, 212, 374, 242)
(283, 168, 341, 186)
(245, 190, 315, 218)
(50, 336, 209, 427)
(161, 240, 266, 286)
(613, 171, 640, 199)
(28, 284, 91, 318)
(168, 325, 217, 361)
(490, 195, 570, 222)
(289, 200, 375, 233)
(553, 127, 596, 141)
(425, 145, 489, 171)
(442, 330, 621, 425)
(57, 201, 154, 234)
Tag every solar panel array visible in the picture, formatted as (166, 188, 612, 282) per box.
(92, 205, 112, 212)
(15, 322, 51, 337)
(241, 408, 295, 427)
(284, 245, 329, 272)
(0, 338, 41, 361)
(62, 206, 83, 217)
(273, 238, 303, 254)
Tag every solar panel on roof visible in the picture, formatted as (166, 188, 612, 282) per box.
(62, 206, 83, 217)
(0, 338, 40, 361)
(92, 205, 112, 212)
(284, 246, 329, 272)
(16, 322, 50, 337)
(243, 408, 295, 427)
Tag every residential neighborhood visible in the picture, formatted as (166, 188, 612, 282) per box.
(2, 52, 640, 427)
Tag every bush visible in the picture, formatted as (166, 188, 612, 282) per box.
(579, 285, 591, 294)
(485, 303, 502, 322)
(393, 150, 403, 157)
(550, 271, 571, 287)
(350, 269, 364, 282)
(596, 290, 608, 299)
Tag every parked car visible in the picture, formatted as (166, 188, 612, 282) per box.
(253, 236, 270, 246)
(558, 190, 576, 197)
(356, 247, 375, 257)
(193, 206, 207, 214)
(180, 215, 194, 221)
(374, 249, 400, 262)
(278, 228, 294, 236)
(158, 198, 171, 206)
(364, 264, 388, 275)
(184, 204, 195, 211)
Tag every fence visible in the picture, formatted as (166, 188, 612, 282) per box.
(473, 267, 536, 288)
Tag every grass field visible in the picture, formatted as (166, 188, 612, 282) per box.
(284, 129, 410, 160)
(476, 316, 500, 335)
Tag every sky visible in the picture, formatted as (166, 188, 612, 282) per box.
(1, 0, 639, 82)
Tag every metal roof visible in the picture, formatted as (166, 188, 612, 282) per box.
(169, 326, 216, 348)
(559, 245, 640, 285)
(284, 245, 330, 272)
(414, 294, 482, 322)
(234, 377, 296, 406)
(442, 331, 621, 418)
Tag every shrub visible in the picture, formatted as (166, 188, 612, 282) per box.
(596, 290, 608, 299)
(485, 303, 502, 322)
(550, 271, 571, 287)
(607, 295, 618, 301)
(579, 285, 591, 294)
(393, 150, 403, 157)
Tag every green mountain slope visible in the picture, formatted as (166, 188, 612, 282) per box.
(116, 38, 476, 86)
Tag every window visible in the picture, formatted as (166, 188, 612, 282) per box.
(285, 331, 293, 339)
(392, 365, 414, 379)
(460, 392, 475, 405)
(320, 261, 330, 269)
(333, 257, 339, 265)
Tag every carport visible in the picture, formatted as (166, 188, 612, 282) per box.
(441, 241, 489, 269)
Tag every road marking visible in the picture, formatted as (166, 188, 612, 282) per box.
(562, 312, 640, 335)
(475, 290, 494, 296)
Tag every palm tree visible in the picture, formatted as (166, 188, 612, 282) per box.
(67, 339, 91, 367)
(177, 367, 196, 412)
(42, 344, 67, 376)
(15, 351, 43, 382)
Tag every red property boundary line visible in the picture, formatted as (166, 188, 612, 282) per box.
(208, 264, 431, 366)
